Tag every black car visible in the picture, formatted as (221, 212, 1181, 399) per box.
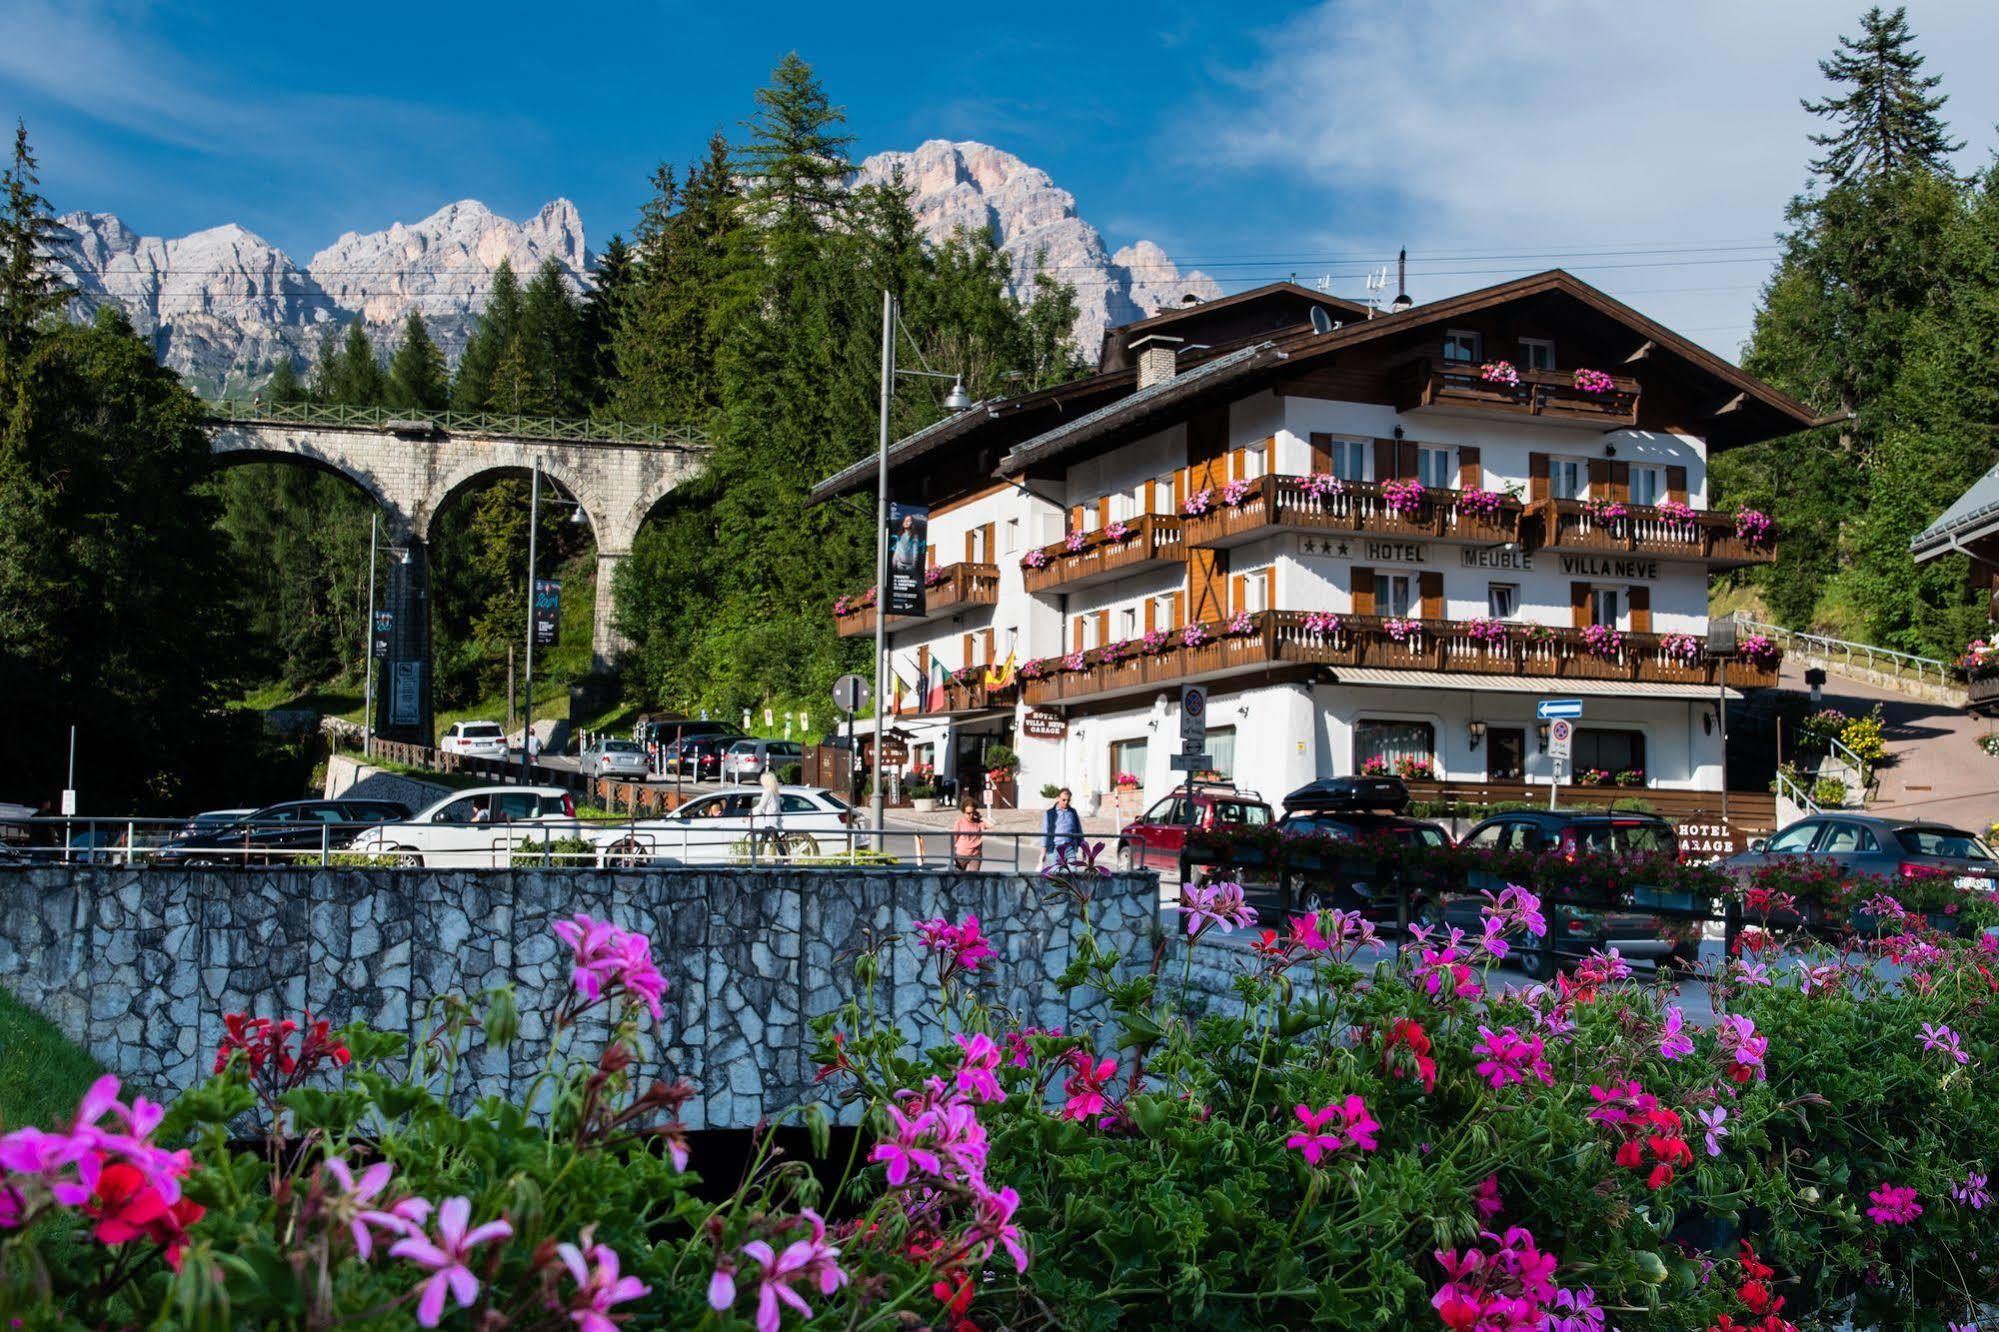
(1456, 809, 1703, 978)
(1275, 777, 1454, 923)
(153, 798, 412, 866)
(657, 735, 734, 781)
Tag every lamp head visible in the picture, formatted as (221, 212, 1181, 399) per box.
(943, 378, 972, 411)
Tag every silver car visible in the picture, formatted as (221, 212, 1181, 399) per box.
(580, 739, 652, 779)
(721, 739, 804, 783)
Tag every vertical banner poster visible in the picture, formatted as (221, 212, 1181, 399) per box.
(389, 660, 422, 727)
(371, 610, 394, 660)
(885, 502, 929, 617)
(532, 579, 561, 648)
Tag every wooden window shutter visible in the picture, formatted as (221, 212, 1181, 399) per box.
(1230, 572, 1247, 614)
(1610, 461, 1630, 502)
(1262, 567, 1276, 611)
(1571, 582, 1592, 629)
(1069, 504, 1084, 534)
(918, 645, 930, 681)
(1096, 610, 1110, 645)
(963, 633, 974, 668)
(1373, 439, 1397, 482)
(1095, 497, 1110, 529)
(1144, 599, 1157, 631)
(1419, 571, 1444, 621)
(1665, 466, 1688, 504)
(926, 543, 937, 570)
(1170, 592, 1184, 629)
(964, 530, 975, 563)
(1072, 618, 1084, 651)
(1174, 469, 1187, 512)
(1529, 453, 1550, 502)
(1628, 587, 1652, 633)
(1588, 458, 1611, 494)
(1398, 441, 1420, 479)
(1230, 447, 1246, 482)
(1458, 445, 1482, 489)
(1352, 567, 1376, 616)
(1309, 431, 1333, 473)
(982, 523, 996, 562)
(983, 628, 995, 660)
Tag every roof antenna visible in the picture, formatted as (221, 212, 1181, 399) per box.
(1364, 267, 1388, 318)
(1390, 248, 1413, 313)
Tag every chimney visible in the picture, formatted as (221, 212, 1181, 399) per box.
(1132, 334, 1184, 389)
(1390, 247, 1413, 312)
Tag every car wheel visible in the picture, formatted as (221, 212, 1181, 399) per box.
(1300, 888, 1326, 914)
(1411, 896, 1446, 934)
(607, 838, 647, 868)
(1117, 844, 1140, 873)
(393, 847, 423, 868)
(1518, 935, 1558, 982)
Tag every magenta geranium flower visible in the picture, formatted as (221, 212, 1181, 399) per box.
(953, 1033, 1006, 1104)
(1920, 1022, 1970, 1065)
(1284, 1102, 1343, 1165)
(551, 914, 668, 1020)
(868, 1104, 943, 1186)
(1865, 1183, 1922, 1226)
(1954, 1172, 1991, 1210)
(1474, 1174, 1502, 1220)
(1658, 1005, 1694, 1061)
(734, 1210, 847, 1332)
(1060, 1050, 1117, 1123)
(1473, 1026, 1552, 1092)
(967, 1183, 1030, 1273)
(1177, 879, 1258, 938)
(388, 1196, 514, 1327)
(557, 1240, 650, 1332)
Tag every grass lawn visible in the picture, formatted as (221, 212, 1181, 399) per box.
(233, 680, 368, 722)
(0, 986, 103, 1129)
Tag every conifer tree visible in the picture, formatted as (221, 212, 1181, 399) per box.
(316, 320, 387, 406)
(0, 121, 66, 376)
(386, 310, 448, 412)
(263, 355, 309, 404)
(453, 257, 524, 411)
(518, 258, 584, 414)
(1803, 5, 1961, 183)
(579, 234, 632, 407)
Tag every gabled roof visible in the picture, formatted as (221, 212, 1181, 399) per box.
(1912, 459, 1999, 560)
(1098, 281, 1370, 367)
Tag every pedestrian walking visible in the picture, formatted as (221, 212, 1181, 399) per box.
(952, 797, 985, 871)
(752, 769, 784, 860)
(1041, 787, 1083, 869)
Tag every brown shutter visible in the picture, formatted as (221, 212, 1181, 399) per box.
(1571, 582, 1592, 628)
(1352, 567, 1376, 616)
(1144, 599, 1157, 631)
(1588, 458, 1611, 495)
(1231, 572, 1247, 614)
(1419, 571, 1444, 621)
(1458, 446, 1481, 489)
(1529, 453, 1550, 501)
(1069, 504, 1084, 534)
(983, 628, 995, 661)
(1398, 441, 1420, 479)
(1628, 587, 1651, 632)
(1309, 431, 1333, 473)
(1096, 610, 1110, 646)
(1174, 469, 1187, 512)
(964, 530, 975, 563)
(1230, 447, 1246, 482)
(1072, 618, 1084, 651)
(918, 645, 930, 682)
(963, 633, 974, 668)
(1610, 461, 1630, 503)
(983, 523, 995, 561)
(1169, 592, 1184, 628)
(1666, 466, 1688, 504)
(1374, 438, 1397, 481)
(1095, 497, 1109, 529)
(1263, 567, 1276, 612)
(927, 543, 937, 570)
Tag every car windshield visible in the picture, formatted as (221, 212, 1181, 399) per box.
(1571, 822, 1675, 855)
(728, 741, 756, 753)
(602, 741, 640, 753)
(1898, 826, 1996, 860)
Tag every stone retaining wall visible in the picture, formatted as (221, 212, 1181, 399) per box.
(0, 866, 1155, 1128)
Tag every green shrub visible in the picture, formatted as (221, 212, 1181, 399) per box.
(1812, 776, 1850, 808)
(778, 762, 804, 784)
(507, 834, 595, 866)
(1039, 783, 1062, 799)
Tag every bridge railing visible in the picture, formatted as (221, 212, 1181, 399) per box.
(203, 398, 707, 449)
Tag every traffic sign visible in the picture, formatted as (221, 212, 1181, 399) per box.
(1180, 686, 1207, 747)
(832, 674, 870, 714)
(1537, 698, 1583, 720)
(1547, 718, 1574, 761)
(1169, 753, 1213, 772)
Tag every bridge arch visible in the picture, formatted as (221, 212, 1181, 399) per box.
(209, 426, 416, 538)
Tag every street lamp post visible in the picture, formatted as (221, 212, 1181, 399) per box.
(363, 512, 378, 755)
(521, 463, 543, 785)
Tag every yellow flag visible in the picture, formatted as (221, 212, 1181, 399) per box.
(984, 648, 1017, 689)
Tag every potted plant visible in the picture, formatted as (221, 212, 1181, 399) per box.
(1112, 770, 1143, 817)
(908, 781, 939, 813)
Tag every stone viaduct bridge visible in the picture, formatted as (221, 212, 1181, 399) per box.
(205, 403, 705, 742)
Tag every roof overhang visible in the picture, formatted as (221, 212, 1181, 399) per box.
(1912, 460, 1999, 562)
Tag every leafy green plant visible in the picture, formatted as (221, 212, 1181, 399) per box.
(507, 834, 595, 867)
(1811, 776, 1850, 808)
(1039, 783, 1062, 800)
(1840, 706, 1888, 765)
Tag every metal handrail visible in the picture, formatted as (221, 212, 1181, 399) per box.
(1773, 768, 1822, 818)
(202, 398, 707, 450)
(1731, 615, 1953, 687)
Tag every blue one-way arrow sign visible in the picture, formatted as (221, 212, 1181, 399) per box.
(1537, 698, 1584, 720)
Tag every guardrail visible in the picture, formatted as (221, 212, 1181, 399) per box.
(1773, 768, 1822, 819)
(1731, 615, 1953, 688)
(202, 398, 707, 450)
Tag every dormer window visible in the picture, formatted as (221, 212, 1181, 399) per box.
(1443, 330, 1482, 363)
(1519, 338, 1555, 371)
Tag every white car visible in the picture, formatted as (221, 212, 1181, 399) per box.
(591, 786, 859, 866)
(440, 721, 508, 759)
(580, 739, 652, 779)
(348, 785, 580, 868)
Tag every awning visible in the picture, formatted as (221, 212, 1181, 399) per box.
(1320, 669, 1743, 701)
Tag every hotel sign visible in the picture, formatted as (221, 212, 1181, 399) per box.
(1363, 540, 1430, 565)
(1021, 709, 1067, 740)
(1559, 555, 1661, 580)
(1462, 546, 1535, 571)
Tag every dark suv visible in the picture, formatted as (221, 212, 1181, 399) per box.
(1118, 784, 1273, 871)
(1457, 809, 1704, 978)
(153, 798, 413, 866)
(1275, 777, 1454, 922)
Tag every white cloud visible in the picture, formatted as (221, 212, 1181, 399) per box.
(1184, 0, 1999, 356)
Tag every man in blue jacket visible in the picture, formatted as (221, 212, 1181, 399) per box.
(1041, 787, 1083, 868)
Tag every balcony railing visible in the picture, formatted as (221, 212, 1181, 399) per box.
(1018, 611, 1778, 706)
(895, 674, 1022, 717)
(832, 562, 1000, 638)
(1022, 514, 1185, 594)
(1527, 500, 1776, 568)
(1969, 673, 1999, 715)
(1181, 474, 1522, 550)
(1395, 359, 1641, 430)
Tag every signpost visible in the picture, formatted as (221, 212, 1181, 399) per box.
(1537, 698, 1583, 721)
(1546, 718, 1574, 811)
(833, 674, 869, 808)
(1179, 686, 1208, 848)
(371, 610, 394, 661)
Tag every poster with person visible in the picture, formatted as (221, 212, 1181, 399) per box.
(885, 501, 929, 616)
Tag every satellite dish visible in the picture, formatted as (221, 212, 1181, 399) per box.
(1309, 306, 1336, 336)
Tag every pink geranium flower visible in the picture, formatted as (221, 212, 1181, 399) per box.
(556, 1239, 650, 1332)
(868, 1104, 943, 1186)
(735, 1209, 847, 1332)
(967, 1184, 1030, 1273)
(1921, 1022, 1970, 1065)
(551, 914, 668, 1020)
(1060, 1050, 1117, 1122)
(321, 1157, 403, 1258)
(1658, 1005, 1694, 1061)
(1865, 1183, 1922, 1226)
(1177, 879, 1258, 937)
(1473, 1027, 1553, 1092)
(1285, 1103, 1344, 1165)
(388, 1196, 514, 1327)
(953, 1033, 1006, 1104)
(1954, 1172, 1991, 1210)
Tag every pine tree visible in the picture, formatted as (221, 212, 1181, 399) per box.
(264, 355, 309, 404)
(453, 257, 525, 411)
(1804, 6, 1961, 183)
(518, 258, 584, 414)
(386, 310, 448, 412)
(737, 53, 856, 250)
(579, 234, 632, 408)
(487, 334, 550, 416)
(0, 121, 67, 375)
(318, 319, 387, 406)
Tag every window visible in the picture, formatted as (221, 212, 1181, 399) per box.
(1487, 728, 1526, 781)
(779, 794, 820, 814)
(1443, 329, 1482, 363)
(1355, 720, 1435, 776)
(967, 526, 989, 562)
(1325, 438, 1368, 481)
(1142, 795, 1185, 824)
(1418, 446, 1453, 489)
(1373, 573, 1415, 617)
(1591, 588, 1622, 629)
(1076, 615, 1099, 650)
(1818, 822, 1879, 854)
(1003, 518, 1020, 555)
(1242, 570, 1270, 613)
(1573, 728, 1645, 777)
(1551, 457, 1587, 500)
(1571, 822, 1672, 854)
(1630, 465, 1665, 508)
(1120, 606, 1139, 639)
(1897, 827, 1998, 859)
(1152, 593, 1175, 629)
(1464, 822, 1505, 849)
(1152, 474, 1176, 513)
(1519, 338, 1556, 371)
(1205, 726, 1237, 782)
(1764, 821, 1822, 855)
(1243, 441, 1267, 480)
(1212, 800, 1270, 827)
(1487, 583, 1519, 619)
(1109, 738, 1147, 785)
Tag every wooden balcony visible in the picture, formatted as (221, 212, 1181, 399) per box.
(1395, 359, 1640, 430)
(1181, 474, 1522, 550)
(1022, 514, 1185, 594)
(1526, 500, 1776, 569)
(893, 673, 1021, 718)
(1019, 611, 1777, 706)
(1969, 673, 1999, 715)
(833, 562, 1000, 638)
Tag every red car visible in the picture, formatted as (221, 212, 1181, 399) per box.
(1118, 784, 1273, 870)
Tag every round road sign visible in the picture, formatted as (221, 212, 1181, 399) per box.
(832, 673, 870, 714)
(1549, 719, 1573, 744)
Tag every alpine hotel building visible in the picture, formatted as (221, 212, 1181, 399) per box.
(811, 272, 1815, 819)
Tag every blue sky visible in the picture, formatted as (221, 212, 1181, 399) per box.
(6, 0, 1999, 357)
